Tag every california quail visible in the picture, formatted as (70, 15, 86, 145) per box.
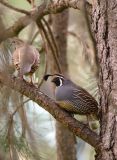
(12, 37, 40, 83)
(44, 74, 99, 118)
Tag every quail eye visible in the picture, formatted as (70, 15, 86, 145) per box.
(52, 77, 63, 87)
(55, 78, 61, 86)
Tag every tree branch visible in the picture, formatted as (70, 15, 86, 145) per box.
(0, 73, 100, 150)
(36, 21, 62, 73)
(0, 0, 30, 15)
(0, 0, 91, 42)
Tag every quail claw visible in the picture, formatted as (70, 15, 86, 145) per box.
(28, 74, 34, 85)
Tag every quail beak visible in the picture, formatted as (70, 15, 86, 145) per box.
(51, 78, 55, 83)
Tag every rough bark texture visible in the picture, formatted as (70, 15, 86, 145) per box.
(92, 0, 117, 159)
(52, 10, 77, 160)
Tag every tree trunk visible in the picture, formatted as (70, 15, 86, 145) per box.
(52, 10, 77, 160)
(92, 0, 117, 159)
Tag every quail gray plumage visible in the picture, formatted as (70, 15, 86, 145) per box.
(44, 74, 99, 118)
(11, 37, 40, 83)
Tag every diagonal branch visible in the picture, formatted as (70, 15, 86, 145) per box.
(0, 0, 30, 15)
(42, 18, 60, 58)
(36, 21, 62, 73)
(0, 72, 100, 150)
(0, 0, 91, 42)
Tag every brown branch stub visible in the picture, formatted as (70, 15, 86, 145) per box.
(0, 73, 100, 149)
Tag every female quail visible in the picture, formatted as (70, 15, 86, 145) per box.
(44, 74, 99, 118)
(12, 37, 40, 83)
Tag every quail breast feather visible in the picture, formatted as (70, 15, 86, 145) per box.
(12, 41, 40, 76)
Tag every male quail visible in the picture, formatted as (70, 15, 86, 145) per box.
(12, 37, 40, 83)
(44, 74, 99, 119)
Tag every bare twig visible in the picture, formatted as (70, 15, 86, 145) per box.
(36, 23, 48, 88)
(37, 21, 62, 73)
(12, 99, 30, 117)
(30, 31, 39, 44)
(0, 72, 100, 149)
(7, 114, 14, 160)
(42, 18, 60, 57)
(67, 31, 82, 42)
(0, 0, 30, 15)
(38, 52, 47, 88)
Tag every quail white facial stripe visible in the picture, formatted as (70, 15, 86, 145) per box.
(59, 78, 63, 86)
(55, 76, 64, 79)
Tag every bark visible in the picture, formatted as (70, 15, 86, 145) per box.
(52, 10, 77, 160)
(92, 0, 117, 159)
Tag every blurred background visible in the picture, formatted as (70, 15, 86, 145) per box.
(0, 0, 99, 159)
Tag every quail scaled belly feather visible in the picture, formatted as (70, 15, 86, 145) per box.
(44, 74, 99, 118)
(12, 38, 40, 82)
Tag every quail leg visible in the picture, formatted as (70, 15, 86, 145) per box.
(87, 115, 98, 130)
(29, 74, 33, 84)
(18, 71, 24, 80)
(86, 115, 91, 127)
